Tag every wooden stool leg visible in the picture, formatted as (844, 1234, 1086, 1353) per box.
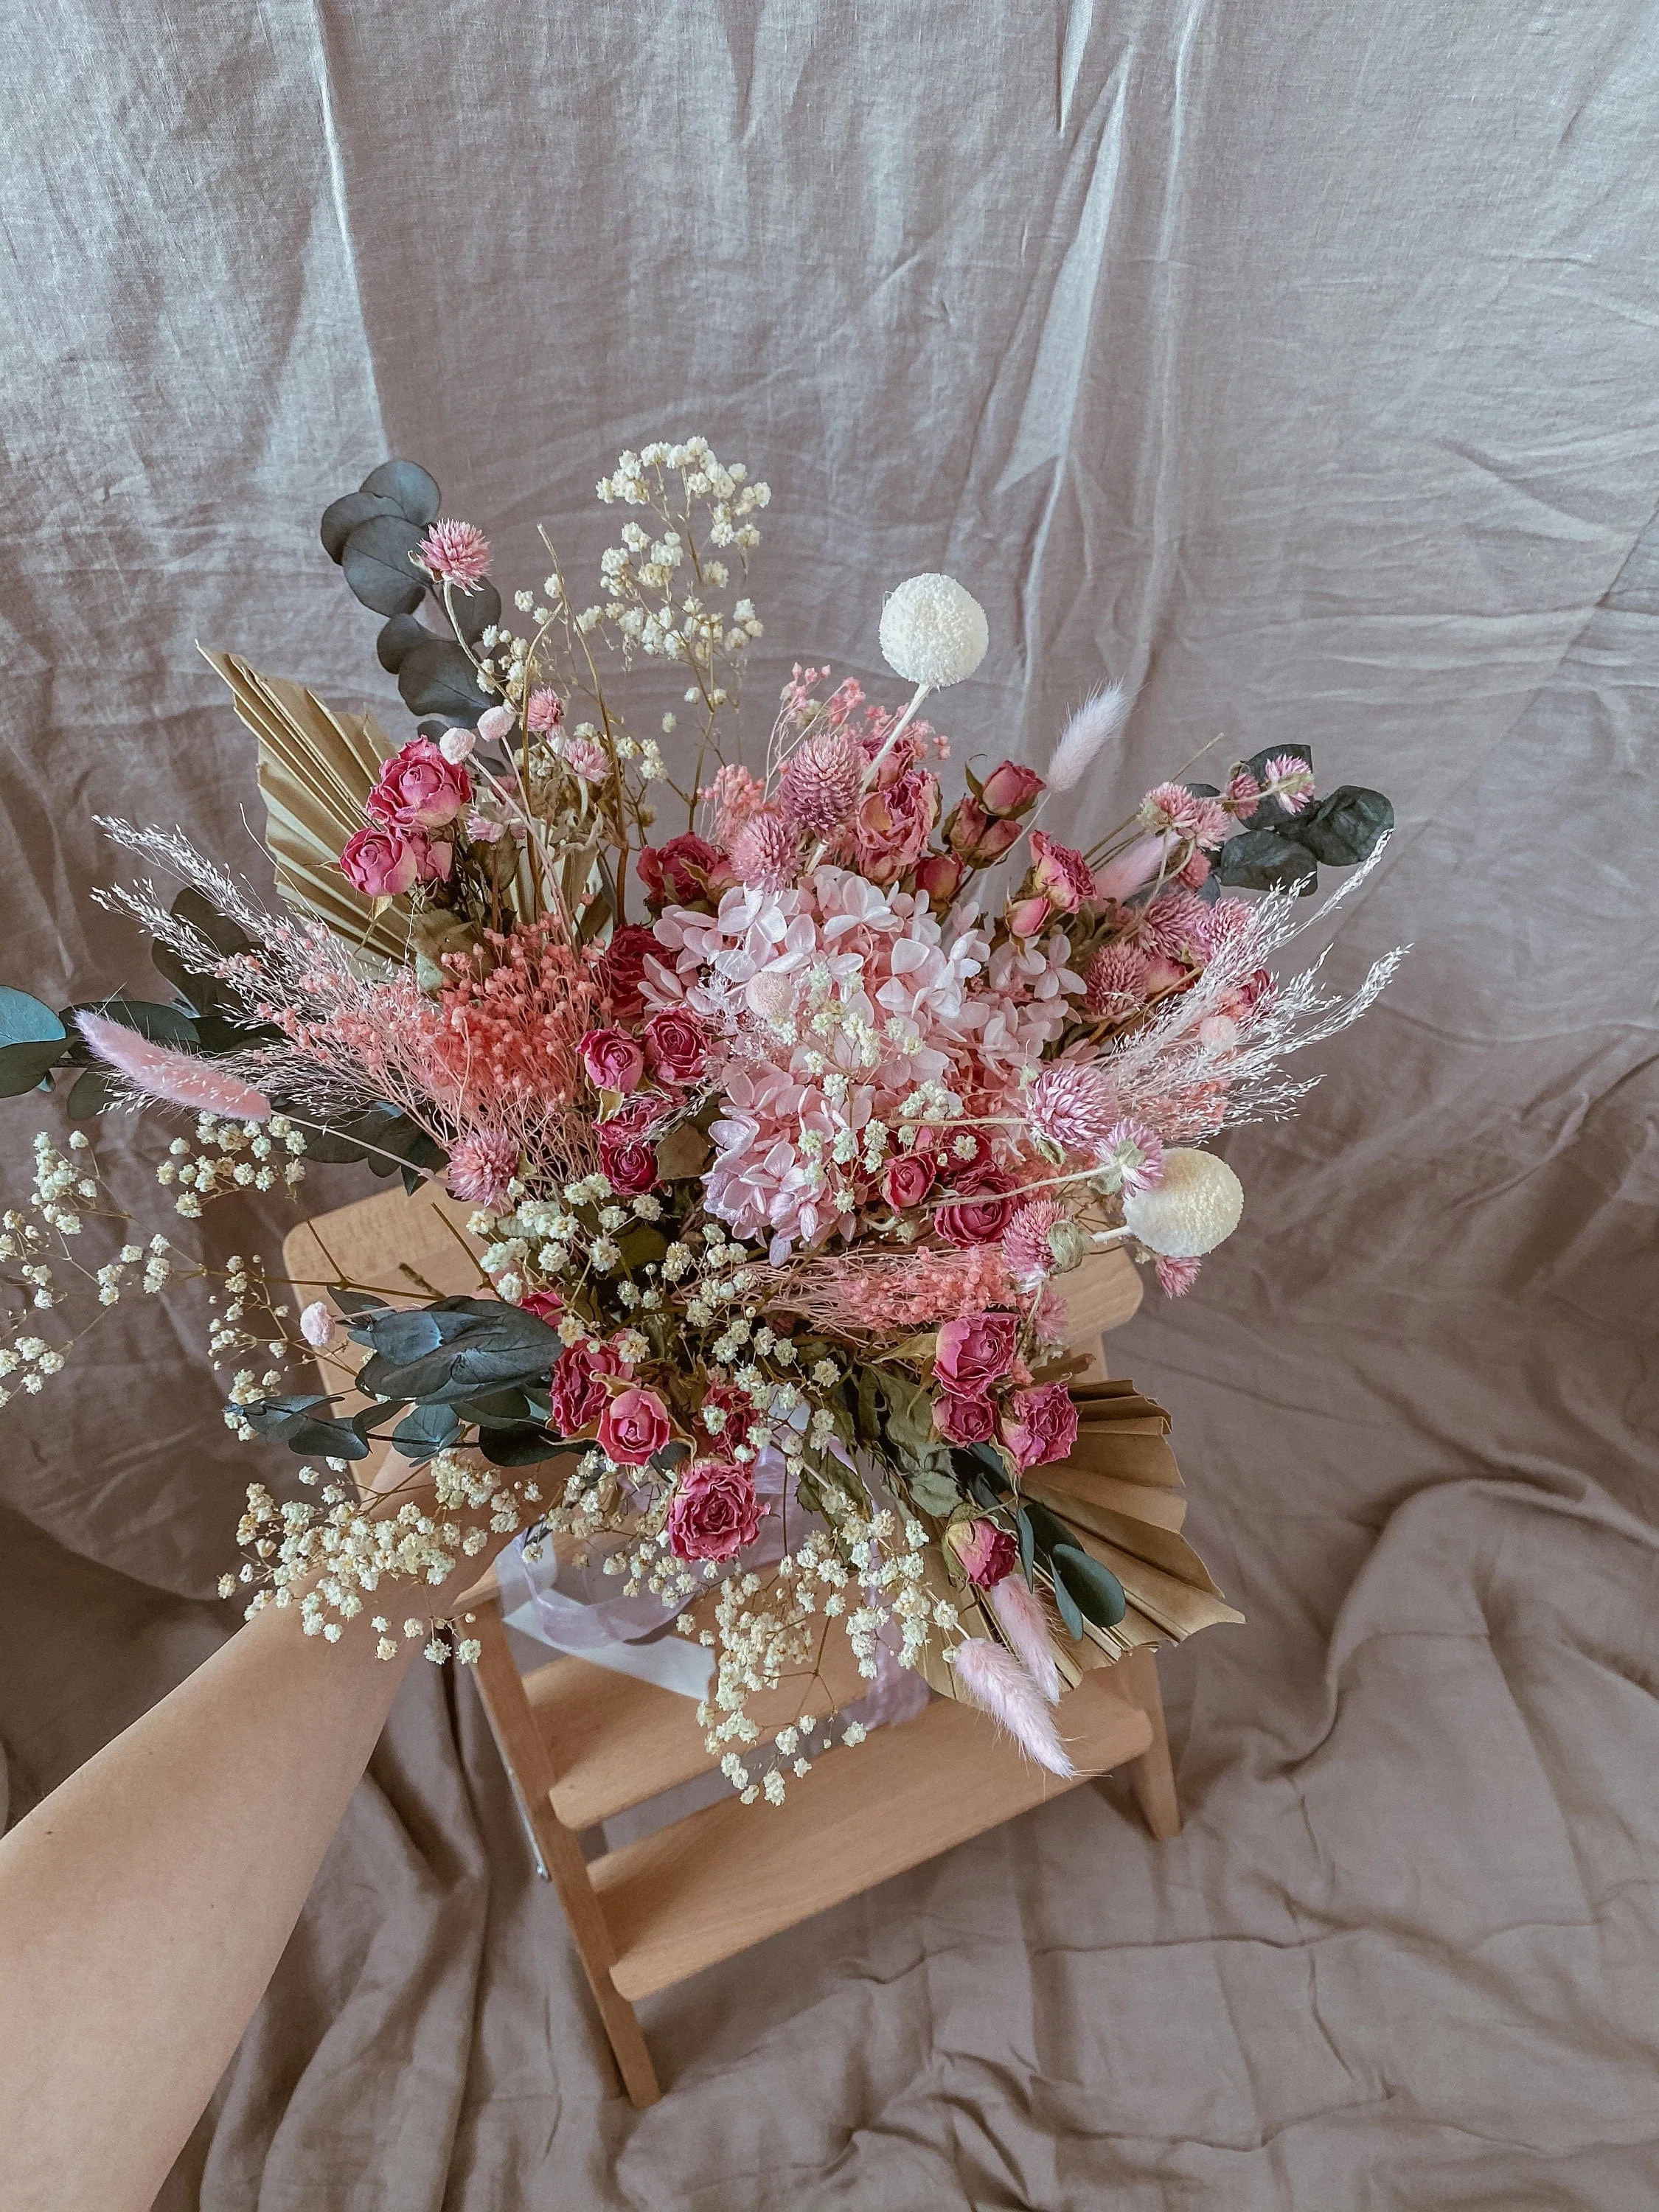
(1119, 1648, 1181, 1840)
(470, 1605, 662, 2107)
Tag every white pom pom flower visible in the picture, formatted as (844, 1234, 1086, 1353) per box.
(878, 573, 989, 690)
(1121, 1149, 1244, 1258)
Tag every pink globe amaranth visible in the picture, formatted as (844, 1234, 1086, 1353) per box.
(934, 1170, 1018, 1249)
(935, 1310, 1018, 1392)
(1028, 1062, 1120, 1155)
(445, 1128, 518, 1208)
(417, 518, 491, 591)
(367, 738, 473, 831)
(340, 822, 421, 898)
(947, 1517, 1020, 1587)
(934, 1388, 998, 1447)
(597, 1385, 672, 1467)
(642, 1006, 709, 1088)
(1001, 1382, 1078, 1472)
(549, 1340, 625, 1436)
(667, 1460, 766, 1563)
(580, 1026, 647, 1093)
(726, 808, 800, 891)
(881, 1152, 937, 1211)
(778, 724, 862, 835)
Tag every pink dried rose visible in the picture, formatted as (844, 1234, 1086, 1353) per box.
(947, 1517, 1019, 1588)
(694, 1380, 756, 1451)
(1027, 830, 1096, 914)
(667, 1458, 766, 1562)
(980, 760, 1045, 818)
(642, 1006, 709, 1088)
(597, 1385, 672, 1467)
(518, 1287, 563, 1320)
(935, 1169, 1019, 1249)
(550, 1338, 626, 1436)
(935, 1389, 999, 1447)
(853, 765, 939, 885)
(945, 795, 1023, 865)
(599, 1123, 658, 1197)
(881, 1152, 937, 1211)
(417, 518, 491, 591)
(935, 1310, 1018, 1392)
(911, 849, 967, 904)
(580, 1026, 647, 1094)
(597, 924, 661, 1018)
(340, 822, 447, 898)
(363, 748, 469, 841)
(636, 834, 733, 911)
(1001, 1382, 1079, 1472)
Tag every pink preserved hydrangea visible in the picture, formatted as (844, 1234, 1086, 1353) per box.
(417, 518, 491, 591)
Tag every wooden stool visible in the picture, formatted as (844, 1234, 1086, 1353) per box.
(284, 1189, 1181, 2107)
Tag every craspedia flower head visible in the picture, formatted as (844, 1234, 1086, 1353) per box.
(1027, 1061, 1120, 1155)
(1085, 940, 1150, 1015)
(445, 1127, 518, 1209)
(779, 725, 862, 834)
(727, 808, 801, 892)
(1002, 1198, 1065, 1285)
(417, 518, 491, 592)
(878, 573, 989, 689)
(1121, 1148, 1243, 1258)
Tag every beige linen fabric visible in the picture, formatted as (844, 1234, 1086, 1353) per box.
(2, 3, 1656, 2205)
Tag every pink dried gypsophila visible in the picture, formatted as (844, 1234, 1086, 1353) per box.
(418, 518, 491, 591)
(950, 1638, 1075, 1775)
(986, 1573, 1063, 1703)
(76, 1012, 271, 1119)
(1002, 1198, 1065, 1284)
(1027, 1060, 1120, 1155)
(702, 762, 768, 846)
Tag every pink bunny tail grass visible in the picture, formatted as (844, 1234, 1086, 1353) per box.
(1046, 681, 1130, 793)
(76, 1012, 271, 1119)
(987, 1573, 1063, 1704)
(949, 1637, 1075, 1776)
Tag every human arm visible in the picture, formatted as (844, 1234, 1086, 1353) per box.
(0, 1467, 509, 2212)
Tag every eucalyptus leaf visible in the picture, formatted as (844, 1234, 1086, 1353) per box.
(1217, 827, 1319, 895)
(66, 1068, 118, 1118)
(320, 490, 404, 563)
(376, 612, 433, 674)
(1051, 1543, 1128, 1628)
(1285, 785, 1393, 867)
(391, 1402, 462, 1461)
(171, 887, 254, 961)
(396, 636, 493, 725)
(479, 1422, 566, 1467)
(908, 1463, 961, 1517)
(1051, 1569, 1085, 1640)
(330, 1288, 392, 1317)
(359, 459, 441, 528)
(0, 990, 66, 1096)
(445, 578, 501, 646)
(341, 515, 428, 617)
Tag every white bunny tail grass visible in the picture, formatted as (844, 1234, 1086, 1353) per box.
(1047, 681, 1130, 792)
(987, 1572, 1064, 1703)
(949, 1636, 1076, 1775)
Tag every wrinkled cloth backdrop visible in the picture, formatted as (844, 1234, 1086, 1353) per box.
(4, 4, 1657, 2206)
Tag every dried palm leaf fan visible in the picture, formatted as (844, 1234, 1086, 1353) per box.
(197, 647, 412, 964)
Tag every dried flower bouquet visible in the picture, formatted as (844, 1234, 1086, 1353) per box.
(0, 439, 1399, 1795)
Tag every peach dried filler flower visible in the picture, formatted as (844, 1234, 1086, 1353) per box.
(0, 431, 1399, 1813)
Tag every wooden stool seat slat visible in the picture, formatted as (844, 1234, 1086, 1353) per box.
(284, 1186, 1180, 2108)
(589, 1668, 1154, 2000)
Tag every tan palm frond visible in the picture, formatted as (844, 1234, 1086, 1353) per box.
(198, 646, 412, 964)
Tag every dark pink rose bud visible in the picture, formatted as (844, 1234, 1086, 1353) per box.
(934, 1389, 999, 1447)
(946, 1517, 1020, 1586)
(1000, 1382, 1079, 1471)
(911, 850, 967, 904)
(881, 1152, 938, 1211)
(979, 760, 1045, 818)
(366, 738, 473, 831)
(935, 1310, 1018, 1391)
(667, 1459, 767, 1562)
(597, 1385, 673, 1467)
(642, 1006, 709, 1088)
